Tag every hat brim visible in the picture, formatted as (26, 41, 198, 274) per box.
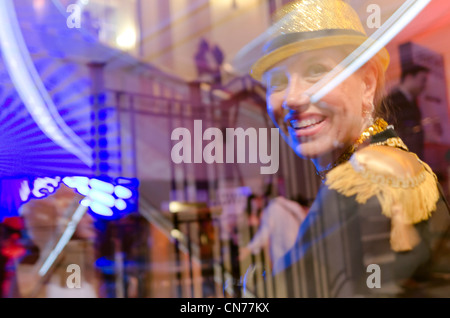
(250, 35, 390, 82)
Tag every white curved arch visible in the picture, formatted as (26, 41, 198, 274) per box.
(0, 0, 93, 167)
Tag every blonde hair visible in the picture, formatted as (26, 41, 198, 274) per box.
(370, 56, 387, 119)
(339, 45, 387, 118)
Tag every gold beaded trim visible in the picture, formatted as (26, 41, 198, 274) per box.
(354, 118, 389, 143)
(349, 155, 429, 189)
(372, 137, 409, 152)
(316, 118, 389, 180)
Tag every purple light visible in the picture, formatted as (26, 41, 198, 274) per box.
(0, 0, 93, 167)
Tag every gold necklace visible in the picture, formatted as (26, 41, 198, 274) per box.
(316, 118, 389, 180)
(372, 137, 409, 152)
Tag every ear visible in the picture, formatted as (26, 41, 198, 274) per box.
(360, 61, 378, 106)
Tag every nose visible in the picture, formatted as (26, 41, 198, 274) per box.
(283, 76, 311, 111)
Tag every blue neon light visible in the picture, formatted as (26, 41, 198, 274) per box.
(90, 178, 114, 193)
(62, 176, 138, 219)
(114, 199, 126, 211)
(114, 185, 132, 199)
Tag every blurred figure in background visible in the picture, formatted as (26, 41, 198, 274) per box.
(0, 177, 61, 297)
(240, 195, 309, 270)
(194, 38, 225, 85)
(384, 64, 430, 160)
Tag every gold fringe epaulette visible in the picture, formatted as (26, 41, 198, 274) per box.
(325, 145, 440, 252)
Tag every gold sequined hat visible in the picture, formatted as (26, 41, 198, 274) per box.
(234, 0, 390, 82)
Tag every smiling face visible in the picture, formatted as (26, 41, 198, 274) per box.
(265, 46, 378, 167)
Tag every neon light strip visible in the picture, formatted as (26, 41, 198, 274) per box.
(62, 177, 131, 216)
(0, 0, 93, 167)
(38, 204, 88, 277)
(306, 0, 431, 103)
